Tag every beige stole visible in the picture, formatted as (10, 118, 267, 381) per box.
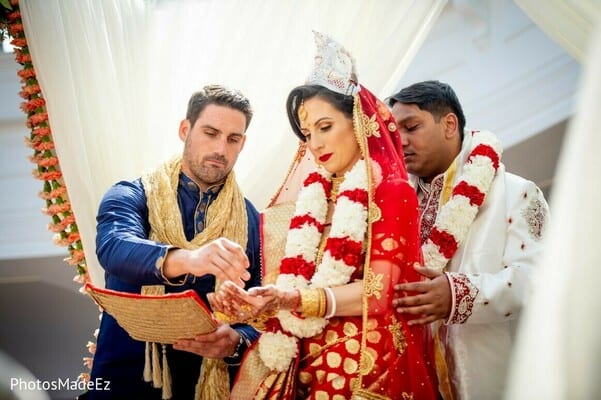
(141, 155, 248, 400)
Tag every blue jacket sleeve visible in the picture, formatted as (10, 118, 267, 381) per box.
(95, 179, 168, 286)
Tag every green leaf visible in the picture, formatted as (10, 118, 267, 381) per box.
(0, 0, 13, 11)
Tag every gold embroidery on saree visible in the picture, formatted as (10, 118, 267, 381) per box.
(389, 315, 408, 354)
(369, 203, 382, 223)
(344, 357, 359, 374)
(364, 269, 384, 300)
(360, 112, 381, 138)
(352, 388, 392, 399)
(358, 348, 377, 375)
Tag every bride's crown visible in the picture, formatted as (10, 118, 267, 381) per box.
(306, 31, 359, 96)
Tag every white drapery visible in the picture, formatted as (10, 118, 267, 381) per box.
(19, 0, 447, 285)
(514, 0, 601, 62)
(505, 23, 601, 400)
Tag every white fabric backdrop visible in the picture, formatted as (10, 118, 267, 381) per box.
(515, 0, 601, 62)
(505, 23, 601, 400)
(19, 0, 447, 285)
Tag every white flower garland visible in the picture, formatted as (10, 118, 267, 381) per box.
(259, 159, 369, 371)
(423, 130, 502, 271)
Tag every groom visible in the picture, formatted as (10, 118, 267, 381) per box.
(87, 85, 262, 399)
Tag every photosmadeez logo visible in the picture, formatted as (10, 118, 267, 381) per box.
(9, 377, 111, 392)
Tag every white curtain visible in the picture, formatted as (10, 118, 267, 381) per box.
(514, 0, 601, 62)
(19, 0, 447, 285)
(504, 23, 601, 400)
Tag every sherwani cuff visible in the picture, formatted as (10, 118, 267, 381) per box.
(443, 272, 455, 325)
(156, 246, 191, 286)
(444, 272, 480, 325)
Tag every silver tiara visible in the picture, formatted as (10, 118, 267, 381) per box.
(306, 31, 359, 96)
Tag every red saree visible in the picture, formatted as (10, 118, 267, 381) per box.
(231, 86, 437, 399)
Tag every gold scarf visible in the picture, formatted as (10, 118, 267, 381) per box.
(141, 155, 248, 400)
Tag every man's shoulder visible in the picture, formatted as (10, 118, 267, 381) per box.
(499, 170, 548, 210)
(503, 171, 541, 193)
(101, 178, 146, 203)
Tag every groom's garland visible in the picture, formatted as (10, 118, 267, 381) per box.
(422, 130, 502, 271)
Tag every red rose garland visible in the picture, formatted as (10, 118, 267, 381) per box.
(422, 130, 502, 271)
(259, 159, 369, 371)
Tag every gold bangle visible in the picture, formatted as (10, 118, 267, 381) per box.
(300, 288, 327, 318)
(318, 288, 327, 318)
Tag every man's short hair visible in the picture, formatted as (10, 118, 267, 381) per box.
(388, 80, 466, 139)
(186, 84, 253, 129)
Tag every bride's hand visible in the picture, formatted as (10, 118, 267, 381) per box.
(215, 281, 298, 321)
(207, 291, 228, 315)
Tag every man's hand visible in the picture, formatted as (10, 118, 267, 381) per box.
(163, 237, 251, 287)
(393, 266, 452, 325)
(208, 282, 297, 323)
(172, 323, 239, 358)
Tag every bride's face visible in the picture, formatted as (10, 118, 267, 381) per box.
(298, 96, 360, 176)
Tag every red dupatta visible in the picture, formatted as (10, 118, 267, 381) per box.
(231, 85, 437, 399)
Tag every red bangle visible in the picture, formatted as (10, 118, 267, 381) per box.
(291, 289, 303, 318)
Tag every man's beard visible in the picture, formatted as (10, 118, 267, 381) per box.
(188, 154, 229, 187)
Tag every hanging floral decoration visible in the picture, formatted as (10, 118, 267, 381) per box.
(4, 0, 88, 277)
(2, 0, 95, 381)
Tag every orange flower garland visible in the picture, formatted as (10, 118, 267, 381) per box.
(3, 0, 95, 382)
(6, 1, 88, 277)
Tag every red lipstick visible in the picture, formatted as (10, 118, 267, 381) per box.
(319, 153, 332, 162)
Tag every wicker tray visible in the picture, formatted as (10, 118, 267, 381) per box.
(86, 283, 218, 344)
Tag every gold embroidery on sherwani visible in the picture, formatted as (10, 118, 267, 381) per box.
(364, 268, 384, 300)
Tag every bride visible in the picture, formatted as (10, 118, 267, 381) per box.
(210, 32, 438, 399)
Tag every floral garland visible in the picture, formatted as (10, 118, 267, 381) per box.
(259, 159, 369, 371)
(3, 0, 93, 381)
(422, 130, 502, 271)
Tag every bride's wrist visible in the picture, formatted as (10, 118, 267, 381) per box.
(278, 289, 301, 312)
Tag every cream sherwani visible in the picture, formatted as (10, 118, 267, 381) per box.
(412, 131, 549, 400)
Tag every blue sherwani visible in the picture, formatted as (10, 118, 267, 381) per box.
(87, 174, 261, 400)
